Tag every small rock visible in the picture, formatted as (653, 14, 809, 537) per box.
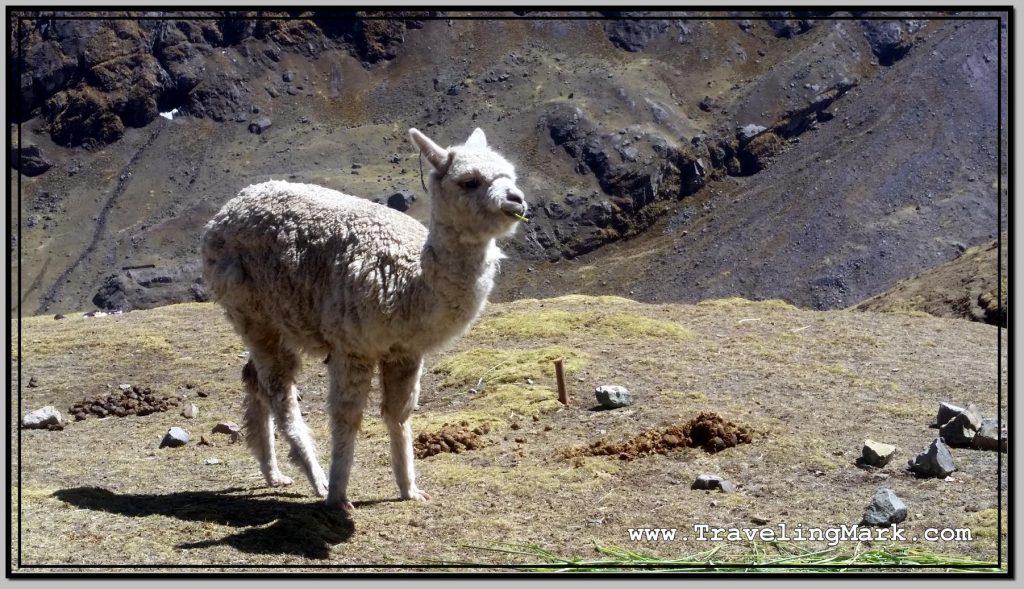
(12, 144, 52, 177)
(972, 418, 1007, 452)
(691, 474, 735, 493)
(861, 439, 897, 467)
(248, 117, 272, 135)
(908, 438, 955, 478)
(198, 435, 211, 446)
(939, 409, 981, 447)
(936, 402, 966, 426)
(205, 457, 221, 465)
(212, 421, 241, 443)
(282, 70, 295, 82)
(595, 385, 632, 408)
(53, 314, 65, 320)
(862, 488, 907, 526)
(160, 427, 190, 448)
(28, 376, 39, 388)
(118, 383, 132, 392)
(196, 390, 209, 398)
(736, 124, 767, 142)
(750, 515, 769, 525)
(22, 406, 63, 429)
(181, 403, 198, 419)
(386, 190, 417, 212)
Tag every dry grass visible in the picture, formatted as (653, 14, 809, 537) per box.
(11, 296, 1008, 572)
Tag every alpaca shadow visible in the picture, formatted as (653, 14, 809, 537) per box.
(52, 486, 380, 559)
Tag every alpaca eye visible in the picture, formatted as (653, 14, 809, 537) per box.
(460, 179, 481, 191)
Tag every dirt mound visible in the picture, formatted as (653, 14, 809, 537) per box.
(564, 412, 754, 460)
(414, 422, 489, 459)
(68, 385, 179, 421)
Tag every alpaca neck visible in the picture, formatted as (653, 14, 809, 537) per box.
(420, 220, 500, 318)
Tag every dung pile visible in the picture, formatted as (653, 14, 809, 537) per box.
(565, 411, 754, 460)
(69, 385, 179, 420)
(414, 422, 489, 459)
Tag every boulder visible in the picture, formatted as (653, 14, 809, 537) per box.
(908, 438, 955, 478)
(160, 426, 190, 448)
(22, 406, 63, 429)
(248, 116, 272, 135)
(972, 417, 1007, 452)
(691, 474, 736, 493)
(861, 439, 897, 467)
(939, 409, 981, 447)
(936, 402, 966, 427)
(11, 144, 52, 177)
(595, 385, 632, 408)
(862, 488, 907, 526)
(387, 190, 417, 212)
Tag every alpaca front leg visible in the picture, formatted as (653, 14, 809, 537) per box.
(325, 354, 372, 510)
(381, 356, 430, 502)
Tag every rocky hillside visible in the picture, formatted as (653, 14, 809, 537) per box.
(9, 10, 1008, 317)
(855, 234, 1007, 326)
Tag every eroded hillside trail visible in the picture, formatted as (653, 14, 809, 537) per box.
(35, 124, 166, 315)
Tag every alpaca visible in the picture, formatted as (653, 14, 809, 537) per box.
(201, 128, 526, 510)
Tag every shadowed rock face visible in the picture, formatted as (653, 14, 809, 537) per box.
(11, 12, 1007, 320)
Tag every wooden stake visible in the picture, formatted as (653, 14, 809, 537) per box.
(554, 357, 568, 405)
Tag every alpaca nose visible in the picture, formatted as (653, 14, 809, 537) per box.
(505, 190, 525, 206)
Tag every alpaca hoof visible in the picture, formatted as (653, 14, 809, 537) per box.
(268, 473, 294, 487)
(404, 488, 431, 502)
(313, 479, 329, 498)
(325, 498, 355, 512)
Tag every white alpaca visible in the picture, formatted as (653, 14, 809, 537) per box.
(201, 128, 526, 510)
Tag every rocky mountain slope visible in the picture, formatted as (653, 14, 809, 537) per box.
(9, 10, 1008, 317)
(856, 234, 1008, 326)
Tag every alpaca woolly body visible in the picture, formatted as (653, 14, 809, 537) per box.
(202, 180, 503, 360)
(200, 127, 526, 510)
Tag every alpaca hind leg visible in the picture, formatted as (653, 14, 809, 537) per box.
(251, 348, 328, 498)
(325, 354, 373, 510)
(242, 360, 292, 487)
(380, 356, 429, 502)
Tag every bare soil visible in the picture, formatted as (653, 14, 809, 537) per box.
(10, 296, 1008, 571)
(563, 411, 755, 460)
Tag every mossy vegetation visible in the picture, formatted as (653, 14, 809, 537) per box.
(697, 297, 798, 311)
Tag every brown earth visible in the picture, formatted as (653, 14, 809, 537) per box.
(564, 411, 755, 460)
(414, 422, 489, 459)
(11, 296, 1008, 571)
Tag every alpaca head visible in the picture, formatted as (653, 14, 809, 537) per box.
(409, 127, 527, 241)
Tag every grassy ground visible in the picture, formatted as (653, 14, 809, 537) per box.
(11, 296, 1008, 572)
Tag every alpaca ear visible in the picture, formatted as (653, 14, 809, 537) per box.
(409, 128, 451, 173)
(466, 127, 488, 149)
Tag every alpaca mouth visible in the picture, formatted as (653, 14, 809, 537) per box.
(500, 202, 527, 219)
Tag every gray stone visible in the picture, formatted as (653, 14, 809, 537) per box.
(205, 457, 221, 465)
(387, 190, 417, 212)
(282, 70, 295, 82)
(936, 402, 965, 426)
(28, 376, 39, 388)
(595, 385, 632, 408)
(160, 427, 190, 448)
(12, 144, 53, 177)
(908, 438, 955, 478)
(181, 403, 198, 419)
(973, 417, 1007, 452)
(248, 117, 272, 135)
(939, 409, 981, 447)
(212, 421, 241, 443)
(862, 488, 907, 526)
(861, 439, 897, 467)
(22, 406, 63, 429)
(737, 124, 767, 143)
(691, 474, 735, 493)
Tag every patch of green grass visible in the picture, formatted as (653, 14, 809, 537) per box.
(450, 542, 1002, 572)
(962, 509, 1008, 541)
(511, 294, 637, 306)
(432, 346, 588, 390)
(472, 309, 693, 341)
